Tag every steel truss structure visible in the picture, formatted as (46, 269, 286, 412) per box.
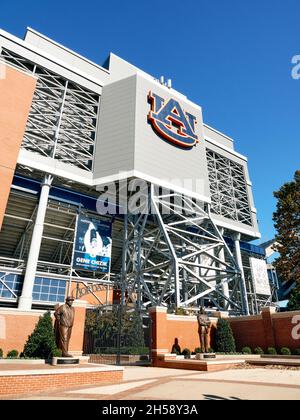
(0, 41, 273, 314)
(0, 48, 100, 171)
(122, 183, 246, 314)
(206, 149, 253, 226)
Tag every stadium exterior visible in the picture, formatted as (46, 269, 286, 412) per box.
(0, 27, 274, 324)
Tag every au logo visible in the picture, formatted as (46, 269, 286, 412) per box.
(148, 92, 199, 148)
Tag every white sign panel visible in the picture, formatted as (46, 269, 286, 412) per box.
(250, 257, 271, 296)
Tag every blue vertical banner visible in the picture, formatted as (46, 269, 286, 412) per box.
(73, 216, 112, 273)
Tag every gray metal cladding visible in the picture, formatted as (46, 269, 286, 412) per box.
(94, 73, 211, 202)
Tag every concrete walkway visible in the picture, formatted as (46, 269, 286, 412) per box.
(12, 365, 300, 400)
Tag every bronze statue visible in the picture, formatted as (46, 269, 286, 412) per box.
(54, 296, 75, 358)
(197, 307, 211, 353)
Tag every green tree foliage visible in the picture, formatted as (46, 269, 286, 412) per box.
(241, 347, 252, 354)
(23, 312, 58, 359)
(215, 319, 236, 353)
(273, 171, 300, 286)
(7, 350, 19, 358)
(122, 310, 145, 347)
(86, 307, 145, 349)
(287, 287, 300, 311)
(280, 347, 291, 356)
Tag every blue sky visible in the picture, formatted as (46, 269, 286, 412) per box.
(1, 0, 299, 243)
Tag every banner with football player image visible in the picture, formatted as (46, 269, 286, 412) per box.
(73, 216, 112, 273)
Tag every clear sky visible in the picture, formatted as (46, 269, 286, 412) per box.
(1, 0, 299, 243)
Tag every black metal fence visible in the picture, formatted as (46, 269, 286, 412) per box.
(83, 304, 152, 366)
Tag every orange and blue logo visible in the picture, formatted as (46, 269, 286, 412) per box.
(148, 92, 199, 148)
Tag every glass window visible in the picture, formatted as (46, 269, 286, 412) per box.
(32, 278, 66, 303)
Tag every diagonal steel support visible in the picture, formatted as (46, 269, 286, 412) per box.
(122, 182, 245, 315)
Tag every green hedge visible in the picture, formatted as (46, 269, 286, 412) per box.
(99, 347, 149, 355)
(280, 347, 291, 356)
(241, 347, 252, 355)
(7, 350, 19, 359)
(182, 348, 191, 358)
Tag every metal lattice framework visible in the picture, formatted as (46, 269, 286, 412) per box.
(122, 184, 245, 314)
(0, 48, 100, 171)
(207, 149, 253, 226)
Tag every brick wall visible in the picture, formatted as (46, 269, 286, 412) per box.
(0, 64, 37, 229)
(149, 307, 300, 363)
(0, 370, 123, 397)
(228, 308, 300, 351)
(149, 307, 217, 364)
(0, 301, 87, 356)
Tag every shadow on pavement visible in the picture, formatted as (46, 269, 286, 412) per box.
(203, 394, 244, 401)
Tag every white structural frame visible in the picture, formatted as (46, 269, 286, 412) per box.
(0, 48, 101, 172)
(122, 183, 249, 315)
(0, 28, 273, 315)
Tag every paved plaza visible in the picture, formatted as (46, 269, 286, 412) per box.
(12, 366, 300, 401)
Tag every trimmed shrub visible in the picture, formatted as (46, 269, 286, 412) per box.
(266, 347, 277, 355)
(52, 348, 63, 358)
(280, 347, 291, 356)
(0, 348, 3, 358)
(242, 347, 252, 355)
(194, 347, 202, 354)
(294, 348, 300, 356)
(182, 348, 191, 359)
(125, 347, 149, 355)
(101, 347, 149, 355)
(254, 347, 264, 355)
(23, 311, 58, 359)
(215, 319, 236, 353)
(7, 350, 19, 359)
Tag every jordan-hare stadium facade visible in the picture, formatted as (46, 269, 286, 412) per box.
(0, 27, 276, 318)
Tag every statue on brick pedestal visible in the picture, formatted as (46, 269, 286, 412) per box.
(197, 307, 212, 353)
(54, 296, 75, 357)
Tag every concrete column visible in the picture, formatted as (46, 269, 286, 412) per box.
(234, 233, 250, 316)
(18, 175, 53, 311)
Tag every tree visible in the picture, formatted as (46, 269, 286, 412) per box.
(215, 319, 236, 353)
(122, 311, 145, 347)
(23, 312, 59, 359)
(273, 171, 300, 285)
(85, 307, 145, 349)
(288, 287, 300, 311)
